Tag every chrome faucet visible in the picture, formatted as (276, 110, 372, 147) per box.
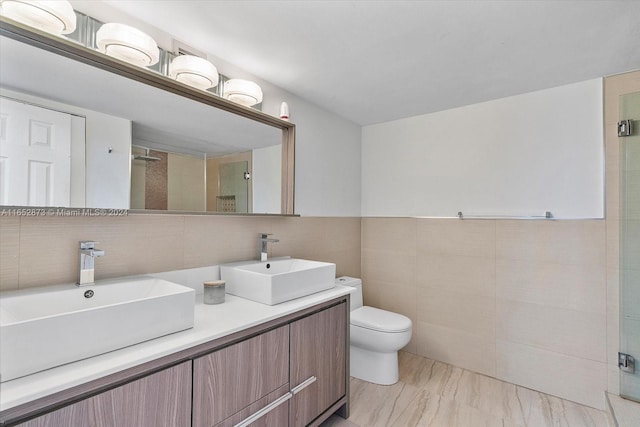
(78, 241, 105, 286)
(259, 233, 279, 262)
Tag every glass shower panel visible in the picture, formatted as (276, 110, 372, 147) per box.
(620, 91, 640, 401)
(219, 161, 249, 213)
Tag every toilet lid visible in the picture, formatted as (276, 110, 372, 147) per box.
(351, 306, 412, 333)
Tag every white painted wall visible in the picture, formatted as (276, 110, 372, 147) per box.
(84, 116, 131, 209)
(362, 79, 604, 219)
(252, 145, 281, 214)
(288, 101, 362, 217)
(71, 0, 362, 217)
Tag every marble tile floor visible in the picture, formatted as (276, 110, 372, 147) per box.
(608, 393, 640, 427)
(324, 351, 609, 427)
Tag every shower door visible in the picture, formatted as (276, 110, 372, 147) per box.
(620, 91, 640, 401)
(219, 161, 249, 213)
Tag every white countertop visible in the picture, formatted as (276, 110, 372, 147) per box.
(0, 285, 352, 412)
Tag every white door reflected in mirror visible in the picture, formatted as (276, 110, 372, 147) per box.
(0, 97, 83, 207)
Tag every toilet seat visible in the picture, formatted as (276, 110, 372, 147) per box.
(351, 306, 412, 333)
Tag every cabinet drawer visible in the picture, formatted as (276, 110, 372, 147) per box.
(17, 361, 192, 427)
(193, 325, 289, 427)
(214, 384, 290, 427)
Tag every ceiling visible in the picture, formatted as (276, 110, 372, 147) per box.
(102, 0, 640, 126)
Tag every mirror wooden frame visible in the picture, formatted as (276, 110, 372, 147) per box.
(0, 17, 295, 215)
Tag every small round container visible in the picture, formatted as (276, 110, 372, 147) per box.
(203, 280, 225, 304)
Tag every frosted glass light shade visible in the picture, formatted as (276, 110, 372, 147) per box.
(223, 79, 263, 107)
(169, 55, 219, 90)
(96, 23, 159, 67)
(0, 0, 76, 35)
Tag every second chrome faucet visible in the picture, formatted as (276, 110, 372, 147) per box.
(259, 233, 279, 262)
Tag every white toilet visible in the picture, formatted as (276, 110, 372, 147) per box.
(337, 276, 412, 385)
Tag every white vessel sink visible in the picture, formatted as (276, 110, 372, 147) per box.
(0, 277, 194, 382)
(220, 258, 336, 305)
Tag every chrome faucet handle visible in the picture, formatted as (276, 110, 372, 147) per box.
(80, 241, 99, 250)
(260, 233, 272, 239)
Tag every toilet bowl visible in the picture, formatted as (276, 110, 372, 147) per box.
(336, 277, 412, 385)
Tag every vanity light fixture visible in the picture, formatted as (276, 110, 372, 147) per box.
(169, 55, 219, 91)
(223, 79, 263, 107)
(0, 0, 76, 35)
(96, 22, 159, 67)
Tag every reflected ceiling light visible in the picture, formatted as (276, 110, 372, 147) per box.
(169, 55, 219, 91)
(96, 23, 159, 68)
(223, 79, 263, 107)
(0, 0, 76, 35)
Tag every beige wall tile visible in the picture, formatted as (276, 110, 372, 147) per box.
(272, 217, 361, 277)
(10, 215, 361, 290)
(496, 220, 605, 266)
(416, 254, 495, 298)
(87, 215, 184, 280)
(496, 339, 607, 410)
(132, 215, 185, 274)
(361, 249, 416, 286)
(416, 321, 496, 377)
(317, 217, 361, 253)
(607, 219, 620, 271)
(17, 216, 158, 288)
(417, 219, 496, 258)
(0, 217, 20, 291)
(608, 365, 620, 396)
(417, 287, 495, 338)
(496, 259, 605, 314)
(183, 215, 272, 267)
(321, 248, 361, 278)
(271, 216, 325, 256)
(361, 217, 416, 253)
(607, 267, 620, 370)
(496, 299, 606, 362)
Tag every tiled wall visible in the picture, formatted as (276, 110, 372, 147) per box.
(0, 215, 361, 291)
(361, 217, 608, 409)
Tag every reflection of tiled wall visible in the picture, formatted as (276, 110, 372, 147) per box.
(0, 215, 360, 291)
(362, 217, 607, 409)
(145, 150, 168, 210)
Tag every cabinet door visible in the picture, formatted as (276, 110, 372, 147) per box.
(18, 361, 192, 427)
(289, 303, 347, 427)
(193, 325, 289, 427)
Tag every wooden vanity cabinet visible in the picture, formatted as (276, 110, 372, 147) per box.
(17, 361, 192, 427)
(193, 301, 348, 427)
(192, 326, 290, 427)
(3, 297, 349, 427)
(290, 303, 347, 427)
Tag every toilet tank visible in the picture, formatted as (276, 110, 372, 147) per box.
(335, 276, 363, 310)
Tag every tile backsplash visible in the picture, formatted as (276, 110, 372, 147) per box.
(0, 214, 361, 291)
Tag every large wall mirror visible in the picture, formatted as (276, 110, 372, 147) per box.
(0, 18, 295, 215)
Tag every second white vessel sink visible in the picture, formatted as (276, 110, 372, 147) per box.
(0, 277, 194, 382)
(220, 258, 336, 305)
